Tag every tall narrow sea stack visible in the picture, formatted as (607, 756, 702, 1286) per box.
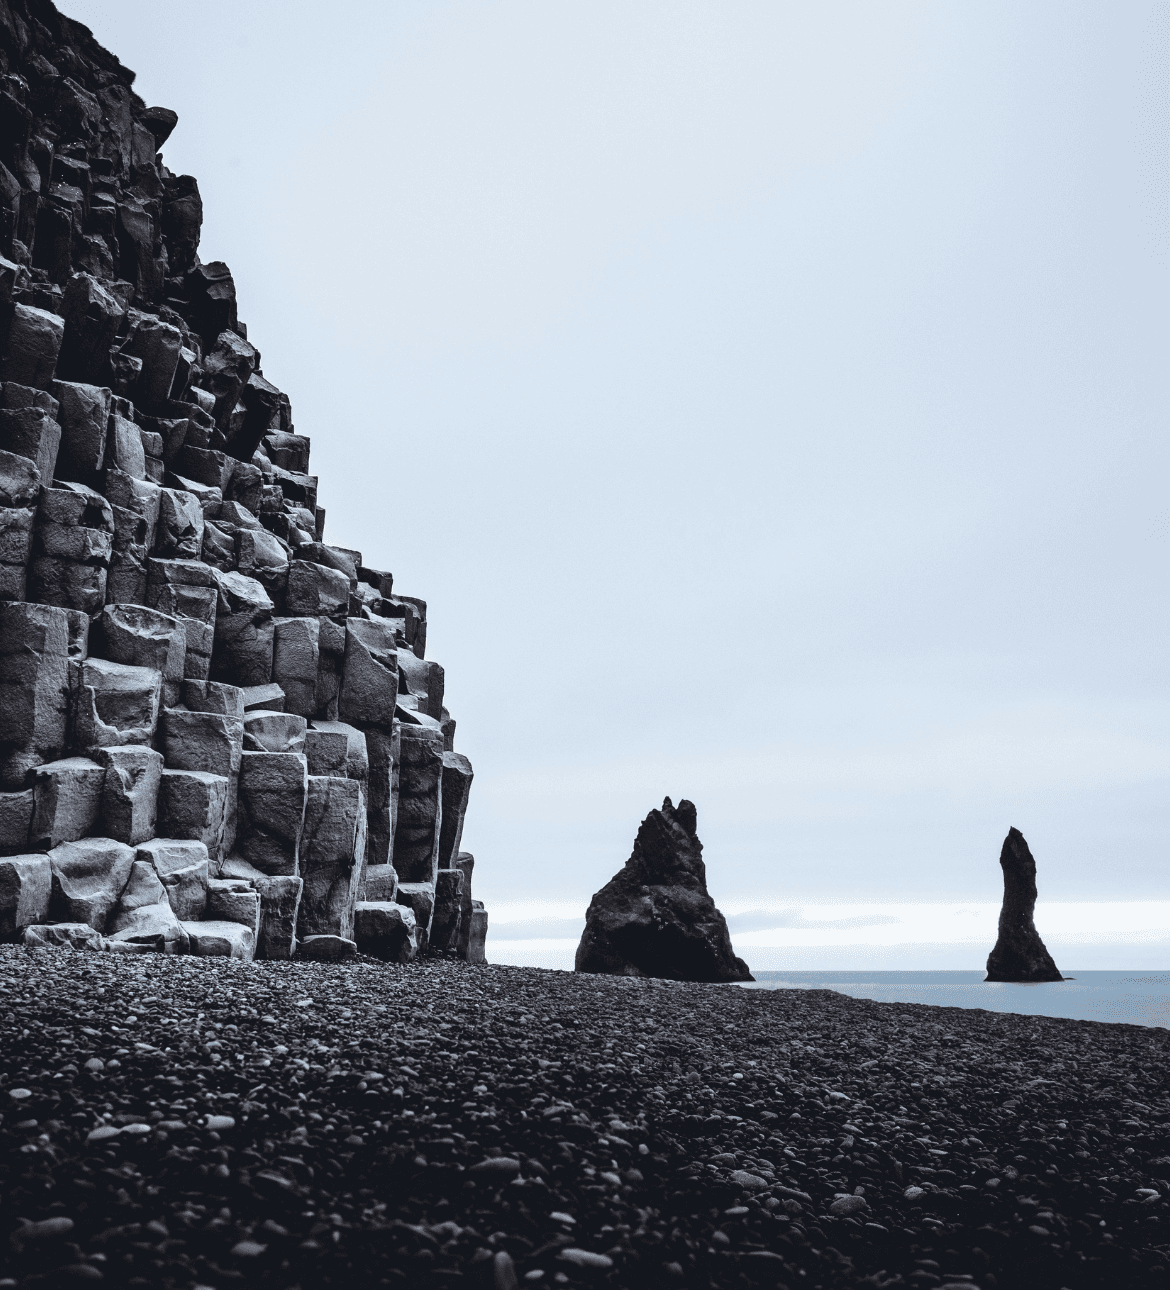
(985, 826, 1062, 983)
(576, 796, 752, 982)
(0, 0, 485, 964)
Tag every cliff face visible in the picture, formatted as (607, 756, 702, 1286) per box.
(0, 0, 485, 963)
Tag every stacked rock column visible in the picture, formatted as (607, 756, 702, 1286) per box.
(0, 0, 482, 964)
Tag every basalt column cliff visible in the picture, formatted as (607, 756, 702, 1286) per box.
(0, 0, 485, 964)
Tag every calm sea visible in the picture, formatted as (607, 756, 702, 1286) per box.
(740, 970, 1170, 1029)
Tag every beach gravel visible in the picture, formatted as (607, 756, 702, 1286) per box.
(2, 949, 1169, 1288)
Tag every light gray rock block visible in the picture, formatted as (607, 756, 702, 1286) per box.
(157, 770, 229, 862)
(395, 880, 435, 954)
(154, 487, 204, 560)
(207, 877, 261, 938)
(455, 852, 475, 960)
(30, 756, 104, 849)
(146, 559, 218, 681)
(242, 710, 306, 754)
(52, 381, 110, 480)
(438, 751, 473, 869)
(430, 867, 464, 953)
(286, 559, 349, 618)
(212, 570, 274, 687)
(0, 789, 33, 854)
(90, 604, 185, 706)
(339, 617, 398, 728)
(72, 658, 162, 754)
(354, 900, 417, 963)
(304, 727, 348, 777)
(183, 919, 255, 960)
(394, 725, 444, 884)
(107, 860, 189, 952)
(241, 682, 284, 711)
(397, 649, 444, 721)
(363, 863, 397, 902)
(272, 615, 319, 717)
(23, 922, 107, 952)
(363, 725, 395, 870)
(48, 837, 136, 930)
(0, 854, 51, 940)
(96, 745, 163, 846)
(298, 775, 364, 942)
(160, 707, 243, 778)
(236, 751, 307, 877)
(296, 933, 356, 961)
(468, 900, 488, 965)
(183, 678, 245, 719)
(219, 854, 302, 959)
(0, 601, 70, 789)
(308, 719, 367, 781)
(137, 838, 208, 921)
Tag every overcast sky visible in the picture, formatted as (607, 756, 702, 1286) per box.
(66, 2, 1169, 923)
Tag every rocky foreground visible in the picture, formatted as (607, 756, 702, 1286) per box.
(2, 949, 1169, 1290)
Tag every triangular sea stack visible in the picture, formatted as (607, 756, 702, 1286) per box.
(575, 797, 752, 982)
(985, 826, 1062, 983)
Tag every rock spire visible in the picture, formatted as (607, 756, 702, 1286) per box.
(985, 826, 1062, 983)
(575, 796, 752, 982)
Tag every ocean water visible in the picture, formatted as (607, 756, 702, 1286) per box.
(740, 969, 1170, 1028)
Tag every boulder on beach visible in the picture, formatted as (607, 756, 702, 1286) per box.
(985, 826, 1063, 983)
(575, 796, 752, 982)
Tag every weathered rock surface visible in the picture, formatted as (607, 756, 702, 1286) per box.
(354, 899, 418, 961)
(29, 756, 104, 848)
(985, 826, 1063, 983)
(156, 769, 229, 861)
(430, 865, 464, 952)
(182, 918, 256, 960)
(236, 751, 307, 877)
(576, 797, 752, 982)
(395, 880, 436, 954)
(47, 837, 135, 930)
(299, 775, 364, 942)
(0, 0, 481, 962)
(137, 838, 208, 921)
(96, 744, 163, 845)
(0, 853, 51, 939)
(106, 859, 189, 952)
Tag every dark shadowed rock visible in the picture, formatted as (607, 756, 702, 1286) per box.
(575, 797, 752, 983)
(985, 826, 1063, 983)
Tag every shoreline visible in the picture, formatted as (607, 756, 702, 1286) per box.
(2, 948, 1169, 1288)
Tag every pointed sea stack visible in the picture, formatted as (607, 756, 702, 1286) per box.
(575, 797, 753, 982)
(985, 827, 1063, 982)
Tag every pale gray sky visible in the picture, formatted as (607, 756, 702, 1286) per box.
(66, 2, 1169, 921)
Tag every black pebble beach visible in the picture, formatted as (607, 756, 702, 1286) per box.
(2, 948, 1168, 1290)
